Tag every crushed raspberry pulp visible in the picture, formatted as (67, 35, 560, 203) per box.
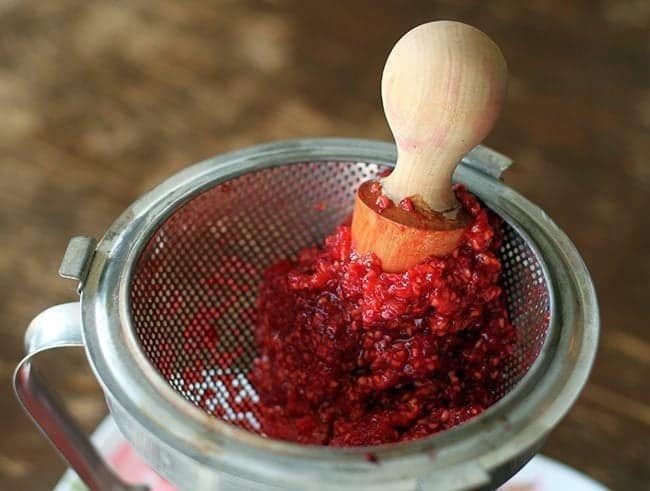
(251, 186, 516, 446)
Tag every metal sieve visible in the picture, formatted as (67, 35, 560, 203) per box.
(14, 139, 598, 491)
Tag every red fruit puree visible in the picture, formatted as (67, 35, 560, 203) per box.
(251, 185, 516, 446)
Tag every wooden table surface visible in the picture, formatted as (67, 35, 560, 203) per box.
(1, 1, 648, 489)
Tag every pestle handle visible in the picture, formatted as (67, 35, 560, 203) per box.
(380, 21, 507, 212)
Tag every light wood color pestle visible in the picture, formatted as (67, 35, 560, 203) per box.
(351, 21, 507, 272)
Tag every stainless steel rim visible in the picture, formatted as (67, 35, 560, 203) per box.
(80, 138, 598, 483)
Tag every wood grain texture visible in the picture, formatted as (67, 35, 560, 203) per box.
(1, 1, 648, 490)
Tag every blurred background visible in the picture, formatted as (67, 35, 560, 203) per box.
(1, 0, 648, 489)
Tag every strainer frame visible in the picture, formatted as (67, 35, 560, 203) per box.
(16, 139, 598, 490)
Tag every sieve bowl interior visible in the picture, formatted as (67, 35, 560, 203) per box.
(129, 160, 551, 441)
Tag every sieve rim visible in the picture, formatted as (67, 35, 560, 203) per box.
(80, 139, 598, 484)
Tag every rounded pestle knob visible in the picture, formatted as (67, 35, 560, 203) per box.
(351, 21, 507, 272)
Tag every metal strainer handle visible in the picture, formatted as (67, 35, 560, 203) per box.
(13, 303, 148, 491)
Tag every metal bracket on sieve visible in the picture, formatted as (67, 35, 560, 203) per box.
(463, 145, 513, 180)
(13, 302, 149, 491)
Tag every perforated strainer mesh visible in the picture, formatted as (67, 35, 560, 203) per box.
(130, 161, 550, 436)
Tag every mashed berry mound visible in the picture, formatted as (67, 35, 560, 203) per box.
(251, 185, 516, 446)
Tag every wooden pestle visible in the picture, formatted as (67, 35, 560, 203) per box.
(351, 21, 507, 272)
